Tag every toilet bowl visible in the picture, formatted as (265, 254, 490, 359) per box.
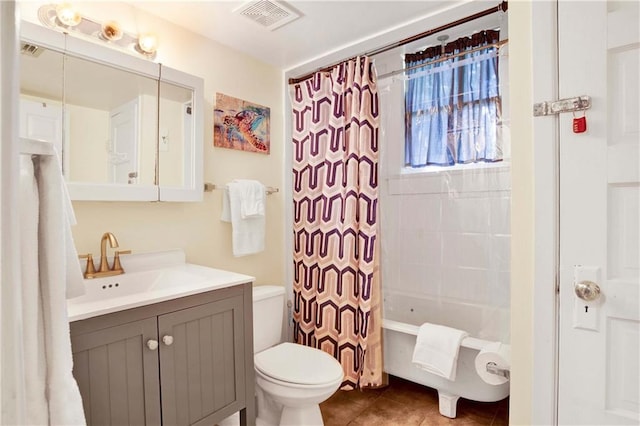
(218, 286, 344, 426)
(254, 342, 343, 425)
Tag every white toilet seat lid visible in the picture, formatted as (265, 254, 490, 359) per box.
(254, 342, 344, 386)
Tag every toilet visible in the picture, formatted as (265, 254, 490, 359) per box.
(251, 285, 343, 426)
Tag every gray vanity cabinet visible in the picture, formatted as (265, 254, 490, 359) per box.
(71, 317, 161, 425)
(158, 294, 246, 425)
(70, 283, 255, 426)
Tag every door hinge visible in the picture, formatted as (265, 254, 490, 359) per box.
(533, 96, 591, 117)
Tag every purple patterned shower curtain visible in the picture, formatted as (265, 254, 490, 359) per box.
(290, 56, 382, 390)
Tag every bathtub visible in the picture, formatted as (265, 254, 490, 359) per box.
(382, 292, 510, 418)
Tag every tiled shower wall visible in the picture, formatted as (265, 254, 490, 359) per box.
(380, 167, 511, 309)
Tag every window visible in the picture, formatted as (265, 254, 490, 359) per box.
(404, 29, 503, 168)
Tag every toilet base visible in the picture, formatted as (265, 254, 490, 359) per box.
(256, 387, 325, 426)
(280, 404, 323, 426)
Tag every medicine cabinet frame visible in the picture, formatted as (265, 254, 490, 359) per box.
(20, 21, 203, 202)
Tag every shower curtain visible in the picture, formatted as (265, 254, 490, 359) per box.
(290, 56, 382, 390)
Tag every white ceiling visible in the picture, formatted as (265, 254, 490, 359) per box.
(130, 1, 462, 71)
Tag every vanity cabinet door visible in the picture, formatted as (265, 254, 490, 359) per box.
(158, 295, 246, 426)
(71, 317, 161, 426)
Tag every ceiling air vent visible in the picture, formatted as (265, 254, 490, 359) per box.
(234, 0, 301, 31)
(21, 43, 45, 57)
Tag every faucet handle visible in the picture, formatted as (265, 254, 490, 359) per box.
(112, 250, 131, 273)
(78, 253, 96, 278)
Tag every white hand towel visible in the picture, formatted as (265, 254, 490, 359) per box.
(36, 152, 86, 425)
(19, 155, 49, 426)
(411, 323, 468, 381)
(221, 181, 265, 256)
(18, 152, 86, 425)
(235, 179, 265, 218)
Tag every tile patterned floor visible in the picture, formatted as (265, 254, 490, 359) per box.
(320, 375, 509, 426)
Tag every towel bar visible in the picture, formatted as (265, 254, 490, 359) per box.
(203, 182, 279, 195)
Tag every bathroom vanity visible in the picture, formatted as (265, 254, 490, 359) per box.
(67, 250, 255, 426)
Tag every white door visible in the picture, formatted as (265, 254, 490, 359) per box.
(19, 98, 63, 153)
(558, 1, 640, 424)
(109, 100, 139, 184)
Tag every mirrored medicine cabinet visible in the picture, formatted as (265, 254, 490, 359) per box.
(19, 22, 203, 202)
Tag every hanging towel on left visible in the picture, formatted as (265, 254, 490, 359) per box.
(19, 151, 86, 425)
(221, 179, 266, 256)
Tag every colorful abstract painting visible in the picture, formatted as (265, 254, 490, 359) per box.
(214, 93, 270, 154)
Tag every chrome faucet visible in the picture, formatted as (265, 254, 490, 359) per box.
(78, 232, 130, 279)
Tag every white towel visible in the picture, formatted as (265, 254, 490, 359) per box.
(20, 155, 48, 426)
(221, 181, 265, 257)
(20, 152, 86, 425)
(236, 179, 265, 218)
(412, 323, 468, 381)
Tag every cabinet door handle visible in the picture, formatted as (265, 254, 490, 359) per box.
(162, 335, 174, 346)
(146, 339, 159, 350)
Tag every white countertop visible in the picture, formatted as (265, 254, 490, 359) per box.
(68, 249, 255, 322)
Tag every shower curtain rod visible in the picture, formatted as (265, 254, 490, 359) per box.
(377, 38, 508, 80)
(287, 1, 508, 85)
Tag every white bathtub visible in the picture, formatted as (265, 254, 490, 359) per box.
(382, 292, 510, 418)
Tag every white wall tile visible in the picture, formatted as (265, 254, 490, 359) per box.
(490, 235, 511, 271)
(441, 267, 490, 302)
(442, 233, 490, 269)
(490, 195, 512, 235)
(442, 196, 491, 233)
(382, 178, 511, 309)
(393, 263, 440, 296)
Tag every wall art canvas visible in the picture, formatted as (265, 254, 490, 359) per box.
(214, 93, 270, 154)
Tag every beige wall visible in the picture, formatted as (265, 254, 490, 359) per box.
(508, 1, 534, 424)
(67, 104, 109, 183)
(19, 2, 285, 285)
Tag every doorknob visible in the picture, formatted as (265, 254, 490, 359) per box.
(162, 335, 174, 346)
(146, 339, 159, 350)
(574, 280, 601, 301)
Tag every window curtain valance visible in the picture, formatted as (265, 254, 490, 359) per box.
(405, 29, 500, 63)
(404, 29, 502, 167)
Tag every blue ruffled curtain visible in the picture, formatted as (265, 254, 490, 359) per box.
(405, 30, 502, 167)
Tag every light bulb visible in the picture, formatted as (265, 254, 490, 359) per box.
(55, 3, 81, 27)
(101, 21, 123, 41)
(137, 33, 158, 54)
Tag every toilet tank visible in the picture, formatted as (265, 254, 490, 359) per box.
(252, 285, 285, 353)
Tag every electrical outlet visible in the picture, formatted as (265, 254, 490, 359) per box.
(159, 128, 169, 152)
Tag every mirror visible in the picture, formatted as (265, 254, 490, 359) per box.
(64, 53, 159, 187)
(19, 22, 203, 202)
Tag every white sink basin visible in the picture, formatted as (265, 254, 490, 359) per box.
(68, 250, 255, 322)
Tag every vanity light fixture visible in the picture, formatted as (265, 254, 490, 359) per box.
(100, 21, 123, 42)
(136, 33, 158, 55)
(55, 2, 81, 27)
(38, 3, 158, 59)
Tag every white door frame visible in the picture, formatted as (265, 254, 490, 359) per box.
(530, 0, 561, 424)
